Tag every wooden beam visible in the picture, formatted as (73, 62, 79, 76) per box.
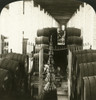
(50, 13, 73, 15)
(39, 48, 43, 95)
(34, 0, 82, 5)
(40, 5, 43, 11)
(54, 16, 70, 19)
(34, 1, 38, 7)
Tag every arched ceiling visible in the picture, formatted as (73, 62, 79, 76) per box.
(34, 0, 83, 25)
(0, 0, 96, 25)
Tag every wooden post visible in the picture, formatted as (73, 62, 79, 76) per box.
(68, 49, 72, 100)
(39, 48, 43, 96)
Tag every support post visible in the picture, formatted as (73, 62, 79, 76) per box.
(39, 48, 43, 96)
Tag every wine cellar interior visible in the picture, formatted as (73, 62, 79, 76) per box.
(0, 0, 96, 100)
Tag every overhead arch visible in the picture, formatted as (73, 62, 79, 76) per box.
(0, 0, 96, 13)
(0, 0, 95, 24)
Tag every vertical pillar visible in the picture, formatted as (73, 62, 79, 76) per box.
(39, 48, 43, 96)
(68, 49, 72, 100)
(0, 35, 2, 54)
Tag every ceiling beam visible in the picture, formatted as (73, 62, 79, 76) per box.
(34, 0, 82, 5)
(50, 12, 74, 15)
(54, 16, 70, 19)
(39, 3, 81, 8)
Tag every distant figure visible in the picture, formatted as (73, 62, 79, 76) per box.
(56, 66, 61, 76)
(55, 66, 62, 87)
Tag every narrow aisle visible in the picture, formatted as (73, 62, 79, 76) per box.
(57, 80, 68, 100)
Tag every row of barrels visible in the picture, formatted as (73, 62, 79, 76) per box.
(67, 27, 83, 100)
(0, 53, 29, 98)
(68, 47, 96, 100)
(35, 27, 57, 46)
(36, 27, 57, 47)
(31, 28, 56, 99)
(33, 28, 57, 72)
(66, 27, 83, 46)
(35, 27, 83, 47)
(83, 76, 96, 100)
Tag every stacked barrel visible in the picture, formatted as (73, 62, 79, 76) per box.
(68, 47, 96, 100)
(0, 53, 29, 98)
(66, 27, 83, 100)
(33, 27, 57, 72)
(83, 76, 96, 100)
(66, 27, 83, 46)
(0, 68, 12, 98)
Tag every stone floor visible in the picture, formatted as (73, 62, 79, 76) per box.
(57, 80, 68, 100)
(58, 95, 68, 100)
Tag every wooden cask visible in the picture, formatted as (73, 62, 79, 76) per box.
(67, 36, 83, 46)
(0, 68, 12, 96)
(77, 62, 96, 100)
(72, 53, 96, 88)
(6, 53, 29, 75)
(70, 51, 96, 100)
(83, 76, 96, 100)
(83, 77, 91, 100)
(37, 28, 50, 37)
(35, 36, 49, 45)
(0, 58, 20, 76)
(72, 50, 96, 75)
(66, 27, 81, 37)
(72, 52, 96, 76)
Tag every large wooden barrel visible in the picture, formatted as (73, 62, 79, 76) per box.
(37, 28, 57, 37)
(66, 28, 81, 37)
(70, 50, 96, 100)
(0, 58, 20, 74)
(72, 50, 96, 74)
(35, 44, 49, 53)
(0, 57, 29, 95)
(35, 36, 49, 45)
(67, 36, 83, 45)
(83, 76, 96, 100)
(75, 53, 96, 67)
(49, 27, 57, 34)
(0, 68, 12, 96)
(76, 62, 96, 100)
(5, 53, 29, 94)
(37, 28, 57, 47)
(37, 28, 50, 37)
(72, 52, 96, 77)
(72, 52, 96, 83)
(5, 53, 29, 75)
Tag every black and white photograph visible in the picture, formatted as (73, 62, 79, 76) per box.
(0, 0, 96, 100)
